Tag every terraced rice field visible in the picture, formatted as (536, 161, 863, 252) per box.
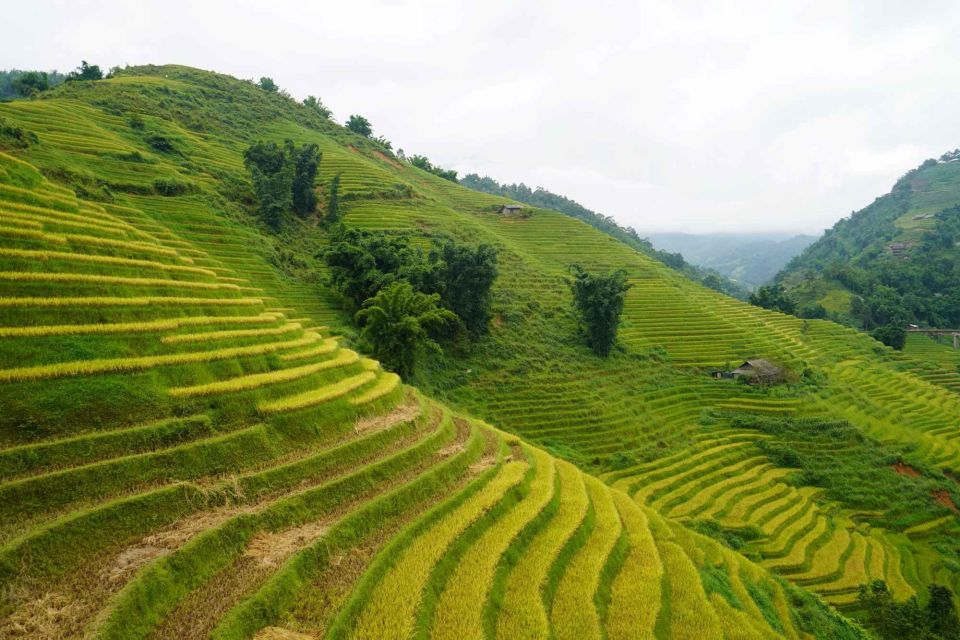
(0, 151, 819, 638)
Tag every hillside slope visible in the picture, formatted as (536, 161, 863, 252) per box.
(0, 99, 858, 640)
(777, 152, 960, 330)
(0, 65, 956, 636)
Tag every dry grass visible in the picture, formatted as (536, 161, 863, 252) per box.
(246, 521, 330, 569)
(353, 399, 421, 435)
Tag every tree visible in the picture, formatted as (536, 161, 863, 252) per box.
(303, 95, 332, 119)
(346, 114, 372, 137)
(323, 227, 420, 309)
(427, 241, 498, 336)
(926, 584, 960, 640)
(325, 173, 342, 226)
(65, 61, 103, 82)
(289, 141, 320, 217)
(12, 71, 48, 97)
(355, 281, 458, 376)
(569, 265, 631, 356)
(749, 284, 797, 315)
(258, 77, 278, 92)
(798, 303, 828, 319)
(243, 141, 293, 231)
(871, 324, 906, 350)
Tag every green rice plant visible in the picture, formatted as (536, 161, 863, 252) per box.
(0, 332, 319, 382)
(348, 372, 401, 406)
(208, 423, 487, 640)
(347, 458, 525, 639)
(257, 370, 376, 415)
(99, 410, 461, 640)
(0, 313, 280, 338)
(0, 213, 43, 228)
(278, 338, 338, 361)
(791, 524, 852, 582)
(764, 516, 829, 571)
(655, 540, 724, 639)
(0, 247, 218, 276)
(814, 533, 869, 594)
(160, 322, 300, 344)
(494, 459, 588, 639)
(0, 414, 212, 479)
(0, 224, 67, 244)
(0, 271, 240, 290)
(604, 494, 664, 640)
(0, 295, 261, 308)
(549, 476, 622, 640)
(430, 447, 555, 640)
(709, 592, 782, 640)
(168, 349, 359, 398)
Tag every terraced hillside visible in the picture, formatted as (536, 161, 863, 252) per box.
(0, 153, 864, 639)
(0, 65, 954, 635)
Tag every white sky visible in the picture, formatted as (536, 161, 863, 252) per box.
(6, 0, 960, 233)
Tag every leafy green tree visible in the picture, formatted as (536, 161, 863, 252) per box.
(346, 114, 372, 137)
(427, 241, 498, 336)
(258, 77, 278, 92)
(243, 141, 292, 231)
(749, 284, 797, 315)
(66, 61, 103, 81)
(871, 323, 906, 350)
(927, 585, 960, 640)
(303, 95, 332, 118)
(798, 303, 828, 319)
(11, 71, 48, 96)
(569, 265, 631, 356)
(323, 227, 420, 308)
(289, 141, 320, 217)
(355, 281, 458, 376)
(325, 173, 342, 226)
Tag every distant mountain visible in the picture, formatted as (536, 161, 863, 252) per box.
(777, 150, 960, 329)
(645, 232, 818, 289)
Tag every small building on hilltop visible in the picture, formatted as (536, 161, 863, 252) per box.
(730, 359, 785, 384)
(500, 204, 524, 215)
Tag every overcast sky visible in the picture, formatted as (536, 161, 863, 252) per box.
(6, 1, 960, 233)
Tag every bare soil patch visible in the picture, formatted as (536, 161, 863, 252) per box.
(246, 521, 329, 568)
(892, 462, 921, 477)
(933, 489, 959, 513)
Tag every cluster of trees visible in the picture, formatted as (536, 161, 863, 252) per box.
(748, 284, 796, 315)
(459, 173, 747, 298)
(569, 265, 631, 356)
(859, 581, 959, 640)
(243, 140, 321, 230)
(323, 227, 498, 375)
(66, 61, 103, 82)
(409, 155, 458, 182)
(1, 69, 66, 100)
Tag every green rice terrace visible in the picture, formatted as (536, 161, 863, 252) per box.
(0, 64, 956, 638)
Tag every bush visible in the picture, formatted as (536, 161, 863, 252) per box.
(871, 324, 906, 350)
(569, 264, 631, 356)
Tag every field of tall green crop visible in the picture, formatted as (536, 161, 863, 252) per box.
(0, 63, 942, 637)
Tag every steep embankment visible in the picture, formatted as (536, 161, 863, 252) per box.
(0, 65, 952, 636)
